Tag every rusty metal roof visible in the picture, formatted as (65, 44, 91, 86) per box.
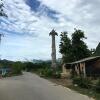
(66, 56, 100, 65)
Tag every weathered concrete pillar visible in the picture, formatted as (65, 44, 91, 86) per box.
(49, 29, 58, 69)
(51, 35, 56, 68)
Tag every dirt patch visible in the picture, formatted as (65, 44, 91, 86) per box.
(48, 78, 73, 87)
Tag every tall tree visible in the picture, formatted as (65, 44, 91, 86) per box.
(72, 29, 91, 61)
(94, 42, 100, 56)
(0, 0, 7, 17)
(59, 32, 73, 63)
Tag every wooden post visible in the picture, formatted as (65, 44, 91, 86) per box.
(75, 64, 80, 75)
(83, 62, 86, 78)
(80, 62, 86, 78)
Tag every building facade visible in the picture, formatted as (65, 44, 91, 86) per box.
(63, 56, 100, 78)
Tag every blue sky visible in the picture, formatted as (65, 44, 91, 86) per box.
(0, 0, 100, 61)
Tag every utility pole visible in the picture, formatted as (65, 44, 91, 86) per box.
(49, 29, 58, 70)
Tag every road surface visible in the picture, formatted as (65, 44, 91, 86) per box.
(0, 72, 93, 100)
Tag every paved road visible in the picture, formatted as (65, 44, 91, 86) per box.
(0, 72, 93, 100)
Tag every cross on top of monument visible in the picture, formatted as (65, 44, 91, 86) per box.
(49, 29, 58, 36)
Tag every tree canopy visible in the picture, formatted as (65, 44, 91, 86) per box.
(94, 42, 100, 56)
(0, 0, 7, 17)
(72, 29, 91, 61)
(59, 29, 91, 63)
(59, 32, 73, 63)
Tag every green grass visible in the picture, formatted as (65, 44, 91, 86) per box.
(68, 85, 100, 100)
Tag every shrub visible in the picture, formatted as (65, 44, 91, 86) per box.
(38, 68, 53, 77)
(38, 67, 61, 78)
(73, 77, 92, 89)
(12, 62, 22, 75)
(96, 79, 100, 93)
(52, 71, 61, 78)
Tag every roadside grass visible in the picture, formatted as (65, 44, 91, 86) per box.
(31, 68, 100, 100)
(68, 85, 100, 100)
(42, 77, 100, 100)
(1, 72, 23, 78)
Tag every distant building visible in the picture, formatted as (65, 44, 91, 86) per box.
(63, 56, 100, 78)
(0, 66, 11, 76)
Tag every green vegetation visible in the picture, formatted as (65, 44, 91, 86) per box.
(72, 77, 92, 89)
(0, 60, 23, 76)
(94, 42, 100, 56)
(59, 32, 73, 63)
(71, 29, 91, 61)
(0, 0, 7, 17)
(96, 79, 100, 93)
(31, 62, 61, 78)
(0, 59, 62, 78)
(59, 29, 92, 63)
(68, 85, 100, 100)
(11, 61, 23, 75)
(38, 68, 53, 77)
(70, 77, 100, 100)
(59, 28, 100, 99)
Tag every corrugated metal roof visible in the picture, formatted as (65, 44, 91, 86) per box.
(66, 56, 100, 65)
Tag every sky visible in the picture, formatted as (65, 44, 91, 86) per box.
(0, 0, 100, 61)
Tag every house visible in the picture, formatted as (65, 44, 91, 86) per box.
(62, 56, 100, 78)
(0, 66, 11, 76)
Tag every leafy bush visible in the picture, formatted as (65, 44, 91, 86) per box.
(12, 62, 22, 75)
(52, 71, 61, 78)
(38, 68, 61, 78)
(38, 68, 53, 77)
(73, 77, 92, 89)
(96, 79, 100, 93)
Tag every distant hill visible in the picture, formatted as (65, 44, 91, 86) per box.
(32, 59, 61, 64)
(32, 59, 45, 63)
(94, 42, 100, 56)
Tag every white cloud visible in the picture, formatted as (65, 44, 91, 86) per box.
(0, 0, 100, 60)
(38, 0, 100, 47)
